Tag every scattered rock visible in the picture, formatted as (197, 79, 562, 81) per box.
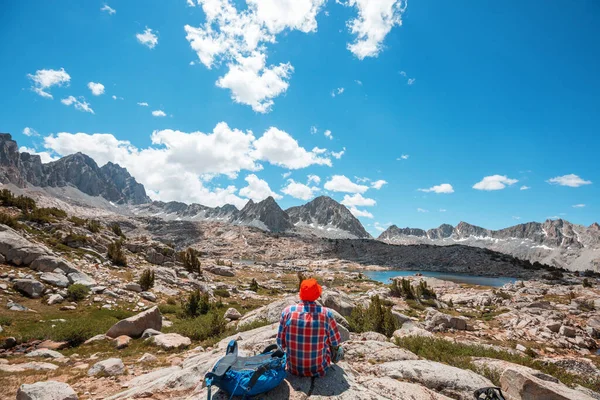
(114, 335, 132, 349)
(2, 336, 17, 349)
(13, 279, 45, 298)
(0, 362, 58, 373)
(106, 306, 162, 338)
(138, 353, 158, 363)
(393, 321, 433, 339)
(88, 358, 125, 376)
(38, 340, 68, 350)
(141, 328, 162, 339)
(149, 333, 191, 350)
(16, 381, 78, 400)
(501, 366, 595, 400)
(204, 264, 235, 277)
(8, 301, 29, 311)
(140, 291, 156, 302)
(425, 310, 468, 331)
(39, 272, 70, 288)
(125, 283, 142, 293)
(26, 349, 64, 359)
(47, 294, 64, 305)
(84, 334, 107, 345)
(560, 325, 576, 338)
(224, 307, 241, 320)
(67, 272, 96, 287)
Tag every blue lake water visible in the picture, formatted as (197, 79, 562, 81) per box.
(363, 270, 518, 288)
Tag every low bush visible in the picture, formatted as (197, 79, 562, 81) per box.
(0, 212, 21, 229)
(180, 248, 201, 274)
(23, 207, 67, 223)
(0, 189, 36, 212)
(86, 220, 101, 233)
(139, 269, 155, 291)
(168, 309, 227, 343)
(66, 284, 90, 301)
(213, 288, 230, 298)
(182, 289, 210, 318)
(249, 278, 259, 292)
(68, 216, 87, 226)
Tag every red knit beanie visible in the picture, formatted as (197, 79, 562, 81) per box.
(299, 278, 322, 302)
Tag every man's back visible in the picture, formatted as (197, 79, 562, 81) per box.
(277, 301, 341, 377)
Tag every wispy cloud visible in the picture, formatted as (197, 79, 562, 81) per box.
(101, 4, 116, 15)
(397, 154, 409, 160)
(417, 208, 428, 213)
(152, 110, 166, 117)
(331, 87, 345, 97)
(572, 204, 586, 208)
(547, 174, 592, 188)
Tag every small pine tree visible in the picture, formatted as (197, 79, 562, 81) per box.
(87, 220, 101, 233)
(181, 248, 201, 274)
(390, 279, 402, 297)
(416, 280, 437, 299)
(111, 222, 125, 238)
(401, 278, 416, 300)
(107, 240, 127, 266)
(183, 290, 211, 318)
(249, 278, 259, 292)
(139, 269, 155, 291)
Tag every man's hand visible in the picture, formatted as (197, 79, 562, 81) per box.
(331, 345, 344, 363)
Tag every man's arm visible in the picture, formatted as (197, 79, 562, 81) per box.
(276, 309, 287, 350)
(326, 311, 342, 348)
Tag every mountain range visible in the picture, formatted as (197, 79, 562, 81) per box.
(1, 133, 598, 271)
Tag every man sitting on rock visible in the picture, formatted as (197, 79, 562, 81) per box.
(277, 278, 343, 377)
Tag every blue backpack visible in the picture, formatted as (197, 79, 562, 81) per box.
(204, 340, 287, 399)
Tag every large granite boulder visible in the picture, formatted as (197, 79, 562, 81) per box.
(16, 381, 78, 400)
(106, 306, 162, 338)
(425, 310, 468, 331)
(88, 358, 125, 376)
(149, 333, 191, 350)
(204, 264, 235, 277)
(40, 272, 70, 288)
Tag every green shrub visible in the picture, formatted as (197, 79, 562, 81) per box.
(23, 207, 67, 223)
(139, 269, 155, 291)
(180, 247, 201, 274)
(213, 288, 230, 298)
(182, 289, 210, 318)
(68, 216, 87, 226)
(0, 189, 36, 212)
(249, 278, 259, 292)
(583, 278, 593, 288)
(86, 219, 101, 233)
(159, 303, 180, 315)
(0, 212, 21, 229)
(389, 278, 416, 300)
(62, 232, 88, 247)
(348, 295, 398, 337)
(107, 240, 127, 266)
(167, 310, 227, 343)
(66, 284, 90, 301)
(416, 280, 436, 299)
(110, 222, 125, 238)
(0, 315, 13, 326)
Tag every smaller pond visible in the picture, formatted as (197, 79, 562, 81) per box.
(363, 270, 518, 288)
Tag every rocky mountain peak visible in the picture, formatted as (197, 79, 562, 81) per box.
(590, 222, 600, 231)
(286, 196, 371, 239)
(235, 196, 292, 233)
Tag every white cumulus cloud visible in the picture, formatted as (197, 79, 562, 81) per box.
(87, 82, 105, 96)
(341, 193, 376, 207)
(22, 127, 39, 137)
(282, 179, 319, 200)
(324, 175, 368, 193)
(152, 110, 167, 117)
(253, 127, 331, 169)
(397, 154, 409, 160)
(18, 146, 58, 163)
(324, 130, 333, 140)
(331, 87, 344, 97)
(307, 174, 321, 185)
(347, 206, 373, 218)
(547, 174, 592, 188)
(473, 175, 518, 191)
(101, 4, 116, 14)
(371, 179, 387, 190)
(239, 174, 282, 202)
(331, 148, 345, 159)
(136, 28, 159, 49)
(27, 68, 71, 99)
(418, 183, 454, 194)
(343, 0, 407, 59)
(61, 96, 94, 114)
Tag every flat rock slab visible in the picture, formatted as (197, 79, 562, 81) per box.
(344, 340, 419, 363)
(150, 333, 191, 350)
(14, 279, 45, 298)
(16, 381, 78, 400)
(376, 360, 493, 400)
(0, 362, 58, 373)
(88, 358, 125, 376)
(26, 349, 64, 359)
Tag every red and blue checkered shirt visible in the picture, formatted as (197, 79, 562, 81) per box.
(276, 301, 342, 377)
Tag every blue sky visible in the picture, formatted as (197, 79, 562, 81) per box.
(0, 0, 598, 236)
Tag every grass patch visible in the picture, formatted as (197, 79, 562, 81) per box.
(396, 336, 600, 391)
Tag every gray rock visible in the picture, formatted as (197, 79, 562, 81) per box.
(14, 279, 45, 298)
(344, 340, 418, 363)
(26, 349, 64, 359)
(16, 381, 78, 400)
(7, 301, 29, 311)
(125, 283, 142, 293)
(204, 264, 235, 277)
(40, 272, 70, 288)
(560, 325, 576, 338)
(320, 290, 356, 316)
(501, 366, 595, 400)
(138, 353, 158, 363)
(237, 296, 297, 327)
(106, 306, 162, 338)
(88, 358, 125, 376)
(47, 294, 64, 305)
(30, 255, 78, 274)
(393, 321, 433, 339)
(0, 361, 58, 373)
(224, 307, 241, 320)
(425, 310, 468, 331)
(141, 328, 162, 339)
(140, 291, 156, 302)
(114, 335, 131, 349)
(338, 324, 350, 342)
(84, 334, 107, 344)
(67, 272, 96, 287)
(149, 333, 191, 350)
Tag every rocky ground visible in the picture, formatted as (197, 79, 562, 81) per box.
(1, 201, 599, 399)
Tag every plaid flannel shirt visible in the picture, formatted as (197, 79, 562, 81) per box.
(276, 301, 342, 377)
